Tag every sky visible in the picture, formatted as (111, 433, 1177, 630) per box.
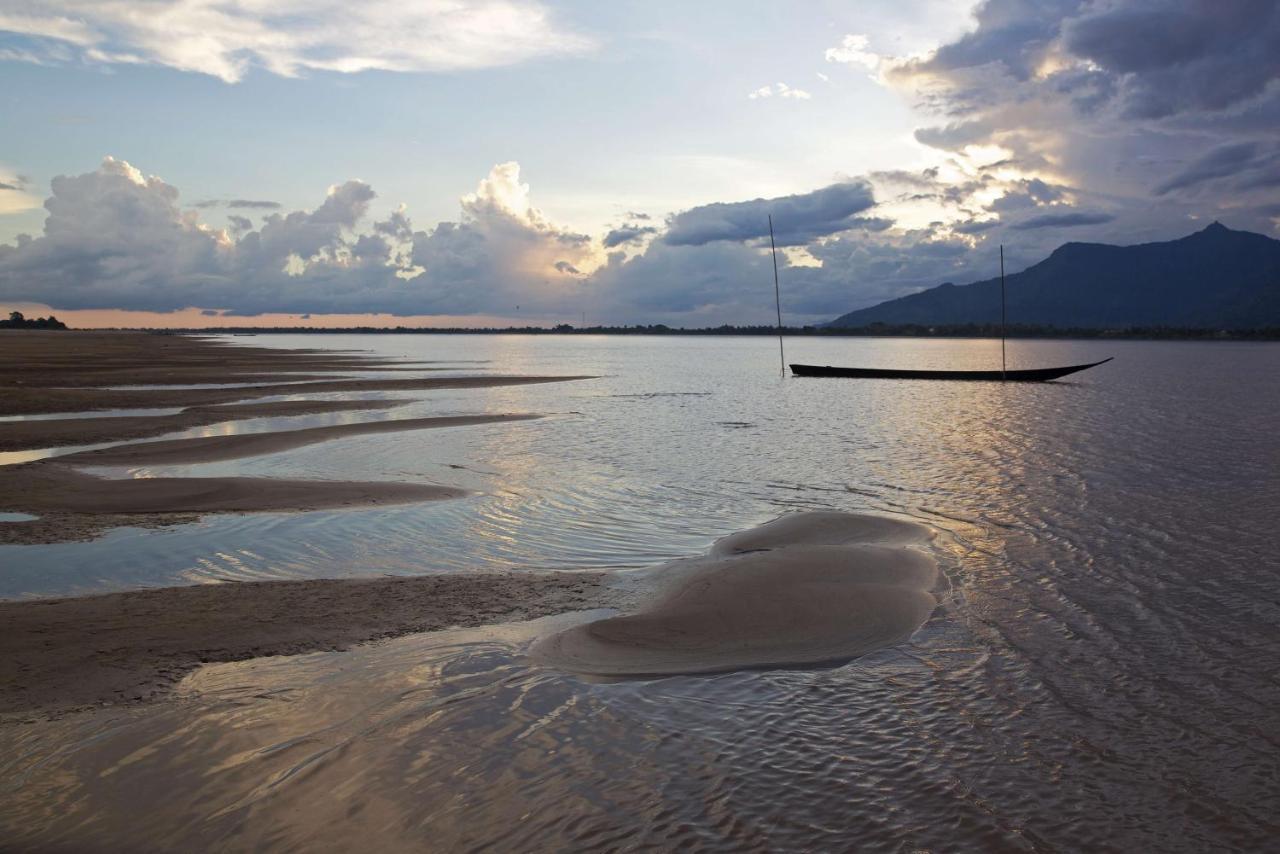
(0, 0, 1278, 328)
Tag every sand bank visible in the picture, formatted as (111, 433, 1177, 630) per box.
(0, 398, 414, 450)
(0, 331, 593, 542)
(0, 463, 466, 544)
(530, 512, 938, 677)
(0, 572, 620, 719)
(3, 373, 594, 416)
(58, 413, 541, 466)
(2, 329, 420, 391)
(0, 331, 593, 415)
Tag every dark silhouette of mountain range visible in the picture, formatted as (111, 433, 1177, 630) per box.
(826, 222, 1280, 329)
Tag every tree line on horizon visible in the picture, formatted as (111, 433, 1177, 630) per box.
(1, 310, 68, 330)
(131, 322, 1280, 340)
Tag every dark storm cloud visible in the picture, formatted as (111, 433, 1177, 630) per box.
(602, 224, 658, 248)
(1154, 142, 1264, 195)
(553, 260, 580, 275)
(0, 182, 19, 191)
(909, 0, 1080, 81)
(953, 219, 1000, 234)
(1011, 211, 1114, 230)
(1063, 1, 1280, 118)
(664, 181, 877, 247)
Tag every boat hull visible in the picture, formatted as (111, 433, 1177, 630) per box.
(789, 357, 1112, 382)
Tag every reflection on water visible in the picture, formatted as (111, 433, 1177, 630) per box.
(2, 335, 1279, 850)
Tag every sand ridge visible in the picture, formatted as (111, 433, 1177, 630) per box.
(58, 412, 542, 466)
(530, 512, 939, 677)
(0, 398, 414, 450)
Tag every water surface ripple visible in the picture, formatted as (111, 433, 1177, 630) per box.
(2, 334, 1278, 851)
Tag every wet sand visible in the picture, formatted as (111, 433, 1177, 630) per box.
(530, 512, 938, 677)
(2, 373, 594, 416)
(0, 512, 930, 720)
(0, 331, 592, 543)
(2, 329, 421, 391)
(58, 413, 541, 466)
(0, 330, 592, 416)
(0, 572, 620, 719)
(0, 398, 414, 450)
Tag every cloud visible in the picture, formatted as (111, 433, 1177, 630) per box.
(825, 34, 883, 75)
(0, 157, 599, 317)
(193, 198, 283, 210)
(1063, 2, 1280, 119)
(664, 181, 877, 247)
(952, 218, 1000, 234)
(1153, 141, 1272, 195)
(602, 224, 657, 248)
(748, 82, 812, 100)
(228, 199, 282, 210)
(874, 0, 1280, 251)
(0, 1, 595, 83)
(1011, 211, 1114, 230)
(0, 168, 40, 215)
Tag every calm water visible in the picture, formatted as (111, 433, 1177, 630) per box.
(2, 335, 1279, 851)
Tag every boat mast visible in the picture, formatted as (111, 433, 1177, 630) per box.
(1000, 244, 1007, 381)
(769, 215, 785, 375)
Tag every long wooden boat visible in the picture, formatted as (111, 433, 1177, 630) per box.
(789, 357, 1112, 382)
(766, 226, 1113, 382)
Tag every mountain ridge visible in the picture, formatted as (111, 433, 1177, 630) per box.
(826, 222, 1280, 329)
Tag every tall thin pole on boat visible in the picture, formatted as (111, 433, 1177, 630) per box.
(1000, 244, 1007, 381)
(769, 214, 785, 375)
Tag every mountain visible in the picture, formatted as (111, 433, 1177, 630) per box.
(826, 223, 1280, 329)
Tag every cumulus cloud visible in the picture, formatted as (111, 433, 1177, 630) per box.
(0, 157, 598, 317)
(0, 0, 595, 83)
(664, 182, 877, 247)
(748, 82, 812, 100)
(825, 34, 883, 75)
(875, 0, 1280, 250)
(0, 157, 991, 325)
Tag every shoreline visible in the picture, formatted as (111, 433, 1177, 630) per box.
(0, 571, 625, 721)
(1, 511, 941, 721)
(0, 331, 593, 543)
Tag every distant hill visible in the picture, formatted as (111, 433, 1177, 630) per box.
(826, 223, 1280, 329)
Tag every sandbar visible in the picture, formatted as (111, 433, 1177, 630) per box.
(1, 330, 593, 415)
(530, 512, 939, 677)
(58, 412, 541, 466)
(0, 572, 622, 719)
(0, 398, 414, 450)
